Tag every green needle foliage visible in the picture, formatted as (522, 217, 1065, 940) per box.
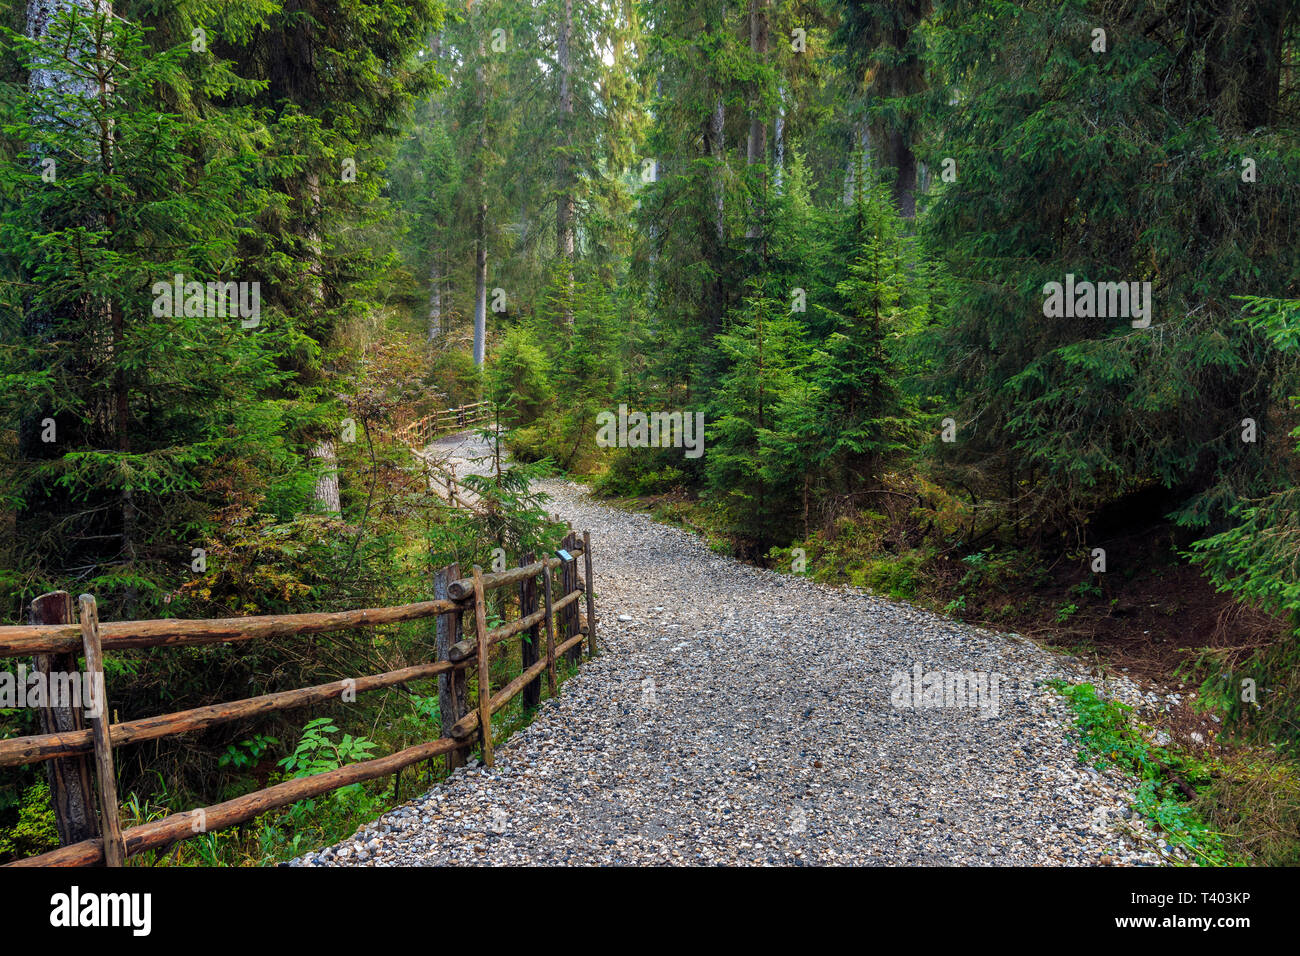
(0, 7, 309, 615)
(1, 0, 1298, 865)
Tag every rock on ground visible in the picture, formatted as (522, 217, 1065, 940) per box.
(292, 436, 1178, 867)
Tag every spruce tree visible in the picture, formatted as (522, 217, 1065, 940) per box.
(706, 282, 807, 550)
(0, 6, 304, 614)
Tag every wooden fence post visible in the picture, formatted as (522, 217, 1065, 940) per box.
(563, 530, 581, 666)
(518, 552, 541, 710)
(583, 530, 597, 657)
(470, 566, 494, 767)
(554, 542, 568, 667)
(77, 595, 125, 866)
(28, 591, 99, 847)
(542, 560, 558, 696)
(434, 563, 466, 771)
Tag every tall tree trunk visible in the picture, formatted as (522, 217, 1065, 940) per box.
(701, 0, 727, 346)
(1193, 0, 1288, 130)
(473, 37, 488, 368)
(98, 42, 136, 605)
(746, 0, 770, 241)
(703, 92, 725, 341)
(862, 1, 930, 219)
(774, 84, 785, 195)
(873, 119, 917, 218)
(556, 0, 576, 327)
(427, 31, 444, 343)
(746, 0, 769, 168)
(304, 170, 341, 514)
(709, 0, 725, 247)
(711, 96, 725, 241)
(647, 75, 661, 312)
(305, 170, 325, 306)
(311, 441, 341, 513)
(474, 213, 486, 366)
(26, 0, 102, 92)
(844, 124, 869, 205)
(427, 257, 443, 341)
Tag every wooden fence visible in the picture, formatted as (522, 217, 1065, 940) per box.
(393, 401, 492, 449)
(391, 401, 495, 513)
(0, 530, 596, 867)
(417, 456, 486, 514)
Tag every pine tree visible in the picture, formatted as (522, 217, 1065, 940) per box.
(924, 0, 1298, 541)
(803, 180, 919, 495)
(0, 6, 304, 614)
(706, 282, 807, 550)
(1188, 297, 1300, 751)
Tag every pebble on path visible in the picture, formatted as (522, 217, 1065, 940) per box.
(292, 436, 1177, 867)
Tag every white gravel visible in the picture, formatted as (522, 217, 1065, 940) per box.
(292, 439, 1181, 867)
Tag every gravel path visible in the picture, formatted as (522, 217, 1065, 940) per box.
(293, 436, 1177, 867)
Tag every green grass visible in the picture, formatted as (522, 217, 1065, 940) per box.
(1050, 680, 1235, 866)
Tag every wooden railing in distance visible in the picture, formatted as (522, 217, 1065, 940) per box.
(421, 459, 487, 515)
(0, 538, 597, 867)
(393, 401, 492, 449)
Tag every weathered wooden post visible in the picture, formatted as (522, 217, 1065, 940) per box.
(470, 566, 494, 767)
(77, 595, 125, 866)
(434, 563, 467, 771)
(583, 530, 597, 657)
(542, 558, 558, 696)
(518, 552, 541, 710)
(28, 591, 99, 848)
(554, 540, 568, 667)
(563, 530, 581, 666)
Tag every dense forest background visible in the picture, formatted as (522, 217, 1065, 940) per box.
(1, 0, 1297, 863)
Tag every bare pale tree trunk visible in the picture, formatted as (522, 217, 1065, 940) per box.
(305, 170, 325, 304)
(302, 170, 341, 514)
(427, 31, 445, 344)
(701, 0, 728, 342)
(427, 257, 442, 341)
(646, 74, 661, 311)
(311, 440, 341, 513)
(702, 92, 725, 341)
(745, 0, 769, 241)
(473, 35, 488, 368)
(556, 0, 575, 326)
(844, 124, 869, 205)
(710, 97, 724, 240)
(746, 0, 769, 169)
(474, 205, 487, 367)
(27, 0, 102, 92)
(774, 84, 785, 195)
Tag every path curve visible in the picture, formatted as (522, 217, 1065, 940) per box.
(293, 435, 1174, 866)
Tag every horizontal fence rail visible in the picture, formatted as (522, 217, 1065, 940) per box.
(416, 457, 487, 514)
(0, 531, 597, 867)
(392, 401, 492, 449)
(388, 401, 495, 514)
